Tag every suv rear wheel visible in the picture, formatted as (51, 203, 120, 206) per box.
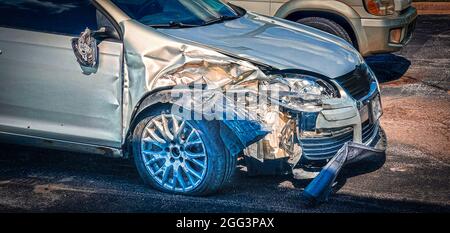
(297, 17, 353, 46)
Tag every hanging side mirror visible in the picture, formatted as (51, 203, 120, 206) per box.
(72, 28, 98, 74)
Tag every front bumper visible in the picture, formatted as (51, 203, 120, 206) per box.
(358, 7, 418, 56)
(244, 66, 387, 175)
(297, 65, 386, 166)
(299, 120, 386, 163)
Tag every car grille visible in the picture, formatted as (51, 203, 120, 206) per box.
(300, 120, 380, 160)
(335, 65, 372, 101)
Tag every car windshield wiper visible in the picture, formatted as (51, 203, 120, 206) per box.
(202, 15, 241, 26)
(149, 21, 201, 29)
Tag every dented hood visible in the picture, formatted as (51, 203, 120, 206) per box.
(158, 13, 361, 78)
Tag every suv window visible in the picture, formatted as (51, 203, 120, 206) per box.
(0, 0, 97, 35)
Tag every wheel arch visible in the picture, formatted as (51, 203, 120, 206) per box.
(123, 88, 257, 159)
(275, 1, 362, 50)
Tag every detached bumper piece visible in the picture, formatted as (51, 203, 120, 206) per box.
(302, 142, 385, 205)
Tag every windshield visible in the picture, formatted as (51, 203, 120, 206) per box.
(111, 0, 242, 28)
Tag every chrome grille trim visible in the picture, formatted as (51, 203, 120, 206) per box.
(300, 120, 381, 160)
(335, 65, 372, 101)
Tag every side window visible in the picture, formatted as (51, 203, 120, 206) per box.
(0, 0, 98, 36)
(97, 10, 116, 31)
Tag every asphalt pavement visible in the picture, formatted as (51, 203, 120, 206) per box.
(0, 15, 449, 213)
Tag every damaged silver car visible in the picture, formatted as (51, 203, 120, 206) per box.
(0, 0, 386, 199)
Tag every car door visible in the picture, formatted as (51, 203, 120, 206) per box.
(0, 0, 123, 148)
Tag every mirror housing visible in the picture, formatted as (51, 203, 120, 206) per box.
(72, 28, 99, 73)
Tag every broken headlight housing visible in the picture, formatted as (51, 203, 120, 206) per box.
(265, 73, 339, 112)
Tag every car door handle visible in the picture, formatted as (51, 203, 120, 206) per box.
(0, 49, 2, 55)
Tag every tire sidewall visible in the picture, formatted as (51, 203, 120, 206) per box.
(131, 104, 230, 196)
(297, 17, 353, 46)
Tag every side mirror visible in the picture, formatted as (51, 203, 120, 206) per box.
(72, 28, 98, 68)
(72, 28, 98, 72)
(72, 26, 119, 74)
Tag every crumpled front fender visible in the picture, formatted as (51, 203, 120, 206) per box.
(127, 88, 269, 158)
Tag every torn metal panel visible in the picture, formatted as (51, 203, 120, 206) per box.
(244, 109, 300, 162)
(119, 19, 268, 142)
(111, 2, 385, 170)
(118, 18, 307, 161)
(126, 88, 270, 157)
(303, 142, 386, 204)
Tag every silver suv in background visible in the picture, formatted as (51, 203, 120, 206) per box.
(226, 0, 417, 56)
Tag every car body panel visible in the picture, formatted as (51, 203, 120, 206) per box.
(158, 12, 361, 79)
(116, 18, 273, 147)
(0, 27, 123, 148)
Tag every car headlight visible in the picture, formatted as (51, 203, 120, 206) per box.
(364, 0, 395, 16)
(265, 73, 339, 111)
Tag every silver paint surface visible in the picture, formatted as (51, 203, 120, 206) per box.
(159, 13, 361, 78)
(0, 0, 381, 163)
(0, 27, 123, 148)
